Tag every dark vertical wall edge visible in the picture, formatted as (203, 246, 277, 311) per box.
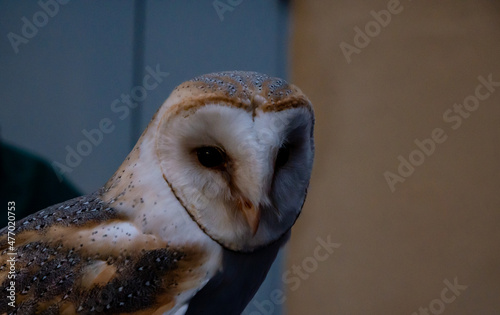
(131, 0, 147, 148)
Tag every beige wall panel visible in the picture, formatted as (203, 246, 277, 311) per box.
(287, 1, 500, 314)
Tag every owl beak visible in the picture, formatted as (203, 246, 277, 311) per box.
(239, 197, 260, 236)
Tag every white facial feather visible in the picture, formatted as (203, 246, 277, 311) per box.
(151, 71, 314, 252)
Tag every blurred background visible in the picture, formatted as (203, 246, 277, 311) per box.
(1, 1, 499, 314)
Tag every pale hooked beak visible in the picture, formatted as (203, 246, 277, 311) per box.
(238, 197, 261, 236)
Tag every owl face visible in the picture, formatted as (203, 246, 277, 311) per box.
(155, 72, 314, 252)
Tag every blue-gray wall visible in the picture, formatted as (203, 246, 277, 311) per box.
(0, 1, 289, 313)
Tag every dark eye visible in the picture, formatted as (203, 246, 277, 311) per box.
(196, 146, 226, 168)
(275, 145, 290, 169)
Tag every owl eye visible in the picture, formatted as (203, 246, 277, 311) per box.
(196, 146, 226, 168)
(275, 145, 290, 169)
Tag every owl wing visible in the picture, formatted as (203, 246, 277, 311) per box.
(0, 191, 208, 314)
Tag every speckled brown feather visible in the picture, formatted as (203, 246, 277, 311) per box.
(0, 192, 207, 314)
(165, 71, 313, 119)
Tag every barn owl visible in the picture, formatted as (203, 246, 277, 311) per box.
(0, 71, 314, 314)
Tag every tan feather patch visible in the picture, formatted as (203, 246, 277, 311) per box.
(0, 193, 210, 314)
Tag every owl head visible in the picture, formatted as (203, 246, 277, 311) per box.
(107, 71, 314, 253)
(153, 71, 314, 252)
